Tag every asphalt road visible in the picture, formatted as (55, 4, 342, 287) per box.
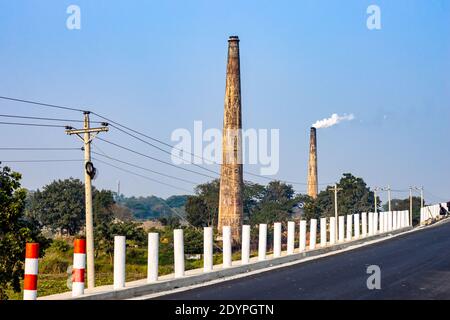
(154, 221, 450, 300)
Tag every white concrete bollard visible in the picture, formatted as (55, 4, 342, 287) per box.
(384, 211, 389, 231)
(393, 211, 398, 230)
(405, 211, 410, 227)
(174, 229, 185, 278)
(222, 226, 232, 268)
(368, 212, 374, 236)
(361, 212, 367, 237)
(373, 212, 378, 234)
(147, 233, 159, 282)
(258, 224, 267, 261)
(388, 211, 393, 231)
(287, 221, 295, 255)
(329, 217, 336, 245)
(299, 220, 307, 252)
(400, 211, 405, 228)
(274, 222, 282, 258)
(379, 212, 384, 233)
(354, 214, 360, 239)
(203, 227, 213, 272)
(338, 216, 345, 243)
(114, 236, 126, 289)
(397, 211, 402, 229)
(241, 225, 251, 265)
(309, 219, 317, 250)
(346, 215, 353, 241)
(320, 218, 327, 248)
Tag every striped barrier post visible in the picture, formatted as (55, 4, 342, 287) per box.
(287, 221, 295, 255)
(222, 226, 232, 268)
(309, 219, 317, 250)
(23, 243, 39, 300)
(147, 233, 159, 282)
(320, 218, 327, 248)
(241, 225, 251, 265)
(273, 222, 282, 257)
(258, 224, 267, 261)
(299, 220, 307, 252)
(72, 239, 86, 297)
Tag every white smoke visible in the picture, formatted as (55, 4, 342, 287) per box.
(312, 113, 355, 129)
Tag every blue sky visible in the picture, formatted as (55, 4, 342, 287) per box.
(0, 0, 449, 205)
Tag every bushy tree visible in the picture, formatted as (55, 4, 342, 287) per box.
(27, 178, 85, 235)
(313, 173, 378, 218)
(0, 165, 49, 300)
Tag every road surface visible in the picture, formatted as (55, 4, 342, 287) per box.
(154, 221, 450, 300)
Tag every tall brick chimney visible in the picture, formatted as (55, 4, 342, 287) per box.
(307, 127, 318, 199)
(217, 36, 243, 242)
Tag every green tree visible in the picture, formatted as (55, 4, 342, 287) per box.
(95, 221, 146, 263)
(0, 165, 49, 300)
(27, 178, 85, 235)
(313, 173, 378, 218)
(185, 196, 209, 227)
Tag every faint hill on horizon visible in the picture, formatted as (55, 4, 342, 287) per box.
(119, 194, 188, 220)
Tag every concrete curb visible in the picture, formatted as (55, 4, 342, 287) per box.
(54, 226, 412, 300)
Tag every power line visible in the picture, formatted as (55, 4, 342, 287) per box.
(0, 114, 103, 124)
(91, 150, 200, 185)
(0, 147, 81, 151)
(1, 159, 83, 163)
(92, 157, 193, 194)
(0, 121, 70, 128)
(108, 123, 219, 175)
(95, 137, 217, 180)
(0, 96, 86, 113)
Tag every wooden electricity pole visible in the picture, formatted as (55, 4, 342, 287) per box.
(66, 112, 108, 288)
(329, 184, 342, 243)
(409, 187, 413, 227)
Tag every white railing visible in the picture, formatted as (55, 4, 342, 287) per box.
(108, 210, 410, 294)
(420, 203, 448, 225)
(28, 210, 412, 299)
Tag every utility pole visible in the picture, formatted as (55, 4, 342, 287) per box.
(66, 112, 108, 288)
(409, 187, 413, 226)
(374, 187, 379, 214)
(329, 184, 342, 243)
(387, 185, 391, 212)
(420, 186, 424, 208)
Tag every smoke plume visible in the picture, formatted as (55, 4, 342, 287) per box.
(312, 113, 355, 129)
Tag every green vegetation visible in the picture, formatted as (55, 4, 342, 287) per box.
(0, 165, 50, 300)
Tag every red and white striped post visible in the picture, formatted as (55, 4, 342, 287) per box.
(72, 238, 86, 297)
(23, 243, 39, 300)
